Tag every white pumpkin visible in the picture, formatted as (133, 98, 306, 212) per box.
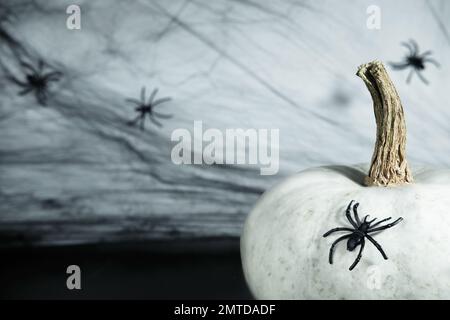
(241, 61, 450, 299)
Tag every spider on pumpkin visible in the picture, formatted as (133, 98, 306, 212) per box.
(389, 39, 440, 84)
(9, 59, 62, 106)
(125, 86, 172, 130)
(323, 200, 403, 271)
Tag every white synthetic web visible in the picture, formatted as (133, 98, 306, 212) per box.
(0, 0, 449, 244)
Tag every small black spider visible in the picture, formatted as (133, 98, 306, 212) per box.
(126, 86, 172, 130)
(323, 200, 403, 271)
(9, 59, 62, 106)
(389, 39, 439, 84)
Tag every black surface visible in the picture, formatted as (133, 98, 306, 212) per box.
(0, 238, 253, 299)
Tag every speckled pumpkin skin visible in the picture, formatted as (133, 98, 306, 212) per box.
(241, 164, 450, 299)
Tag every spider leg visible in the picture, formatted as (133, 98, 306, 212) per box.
(148, 88, 159, 105)
(36, 90, 48, 106)
(140, 115, 146, 131)
(149, 115, 163, 128)
(363, 215, 376, 225)
(140, 86, 146, 103)
(125, 98, 141, 105)
(366, 235, 388, 260)
(46, 76, 61, 83)
(349, 238, 365, 271)
(18, 87, 33, 96)
(367, 217, 403, 233)
(345, 200, 358, 228)
(328, 234, 352, 264)
(406, 69, 414, 83)
(424, 58, 440, 68)
(153, 111, 173, 119)
(420, 50, 433, 57)
(8, 76, 27, 87)
(323, 227, 354, 237)
(20, 61, 37, 74)
(368, 217, 377, 224)
(37, 59, 45, 73)
(409, 39, 419, 56)
(415, 70, 429, 85)
(401, 41, 413, 55)
(44, 71, 62, 81)
(369, 217, 391, 229)
(389, 62, 410, 70)
(127, 114, 141, 127)
(153, 97, 172, 107)
(353, 202, 361, 225)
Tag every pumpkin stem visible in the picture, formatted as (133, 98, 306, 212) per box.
(356, 60, 413, 187)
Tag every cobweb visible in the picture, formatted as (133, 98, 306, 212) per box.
(0, 0, 449, 245)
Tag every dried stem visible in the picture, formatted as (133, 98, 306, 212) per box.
(356, 60, 413, 187)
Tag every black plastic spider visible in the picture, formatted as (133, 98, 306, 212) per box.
(323, 200, 403, 271)
(389, 39, 439, 84)
(126, 86, 172, 130)
(9, 59, 62, 106)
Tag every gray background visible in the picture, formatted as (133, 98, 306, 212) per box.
(0, 0, 449, 246)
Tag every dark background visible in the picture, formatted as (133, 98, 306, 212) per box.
(0, 0, 449, 299)
(0, 239, 252, 299)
